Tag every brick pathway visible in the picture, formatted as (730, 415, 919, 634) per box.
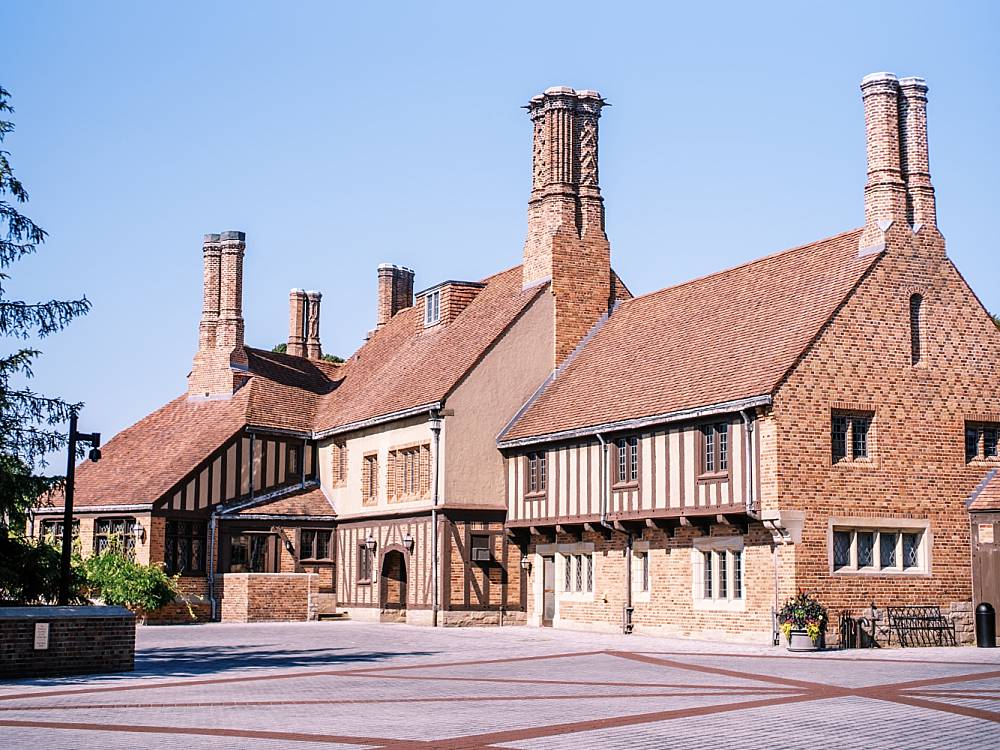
(1, 622, 998, 748)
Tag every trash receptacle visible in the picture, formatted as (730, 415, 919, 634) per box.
(976, 602, 996, 648)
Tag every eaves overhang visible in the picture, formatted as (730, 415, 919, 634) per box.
(496, 394, 773, 450)
(313, 402, 442, 440)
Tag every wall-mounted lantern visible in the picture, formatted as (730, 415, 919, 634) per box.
(520, 555, 532, 572)
(402, 532, 414, 552)
(133, 520, 146, 544)
(365, 534, 377, 552)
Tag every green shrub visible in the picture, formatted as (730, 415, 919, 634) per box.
(81, 546, 183, 617)
(0, 532, 86, 605)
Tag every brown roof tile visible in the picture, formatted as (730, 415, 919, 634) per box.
(313, 265, 547, 432)
(231, 485, 336, 517)
(501, 228, 878, 442)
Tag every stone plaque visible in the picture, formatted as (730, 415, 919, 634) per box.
(33, 622, 50, 650)
(979, 523, 995, 544)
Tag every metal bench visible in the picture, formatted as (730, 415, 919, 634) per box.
(886, 605, 957, 647)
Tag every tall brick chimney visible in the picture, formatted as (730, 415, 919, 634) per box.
(522, 87, 612, 366)
(287, 289, 307, 357)
(898, 77, 936, 230)
(188, 230, 249, 398)
(377, 263, 414, 328)
(859, 72, 937, 252)
(305, 290, 322, 359)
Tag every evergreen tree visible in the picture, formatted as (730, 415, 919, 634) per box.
(0, 85, 90, 536)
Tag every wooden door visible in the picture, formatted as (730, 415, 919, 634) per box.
(972, 515, 1000, 610)
(542, 556, 555, 626)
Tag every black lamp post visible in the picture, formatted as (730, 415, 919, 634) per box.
(58, 411, 101, 606)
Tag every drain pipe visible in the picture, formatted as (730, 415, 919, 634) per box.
(207, 509, 220, 620)
(429, 410, 442, 627)
(740, 409, 756, 514)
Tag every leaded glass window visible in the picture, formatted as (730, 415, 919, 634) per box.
(880, 531, 897, 569)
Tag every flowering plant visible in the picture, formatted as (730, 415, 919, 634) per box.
(777, 590, 827, 643)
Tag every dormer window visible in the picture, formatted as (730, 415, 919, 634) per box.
(424, 290, 441, 326)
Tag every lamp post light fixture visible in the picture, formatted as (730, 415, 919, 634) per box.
(402, 532, 414, 552)
(59, 410, 101, 605)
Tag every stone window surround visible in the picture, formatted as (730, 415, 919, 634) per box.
(965, 421, 1000, 465)
(691, 535, 745, 612)
(831, 405, 879, 469)
(632, 540, 651, 603)
(535, 542, 595, 603)
(826, 516, 932, 577)
(330, 440, 348, 487)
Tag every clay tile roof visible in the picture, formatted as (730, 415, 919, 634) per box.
(65, 350, 340, 509)
(313, 264, 547, 432)
(501, 228, 878, 443)
(68, 391, 251, 508)
(968, 470, 1000, 512)
(230, 485, 336, 517)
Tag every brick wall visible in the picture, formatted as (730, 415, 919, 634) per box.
(218, 573, 319, 623)
(773, 224, 1000, 643)
(0, 606, 135, 678)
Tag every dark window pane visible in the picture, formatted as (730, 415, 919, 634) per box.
(880, 532, 897, 568)
(967, 427, 981, 462)
(703, 551, 713, 598)
(852, 417, 870, 459)
(857, 531, 875, 567)
(719, 551, 728, 598)
(301, 530, 316, 558)
(586, 555, 593, 592)
(315, 532, 330, 560)
(832, 416, 848, 461)
(909, 293, 923, 365)
(191, 538, 204, 573)
(833, 531, 851, 569)
(733, 550, 743, 598)
(986, 429, 998, 459)
(564, 554, 572, 591)
(903, 533, 920, 568)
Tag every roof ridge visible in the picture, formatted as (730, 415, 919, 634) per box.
(617, 227, 864, 308)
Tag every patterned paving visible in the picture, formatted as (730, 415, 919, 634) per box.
(0, 622, 998, 749)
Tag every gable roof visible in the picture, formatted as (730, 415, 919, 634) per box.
(500, 228, 880, 444)
(64, 350, 339, 509)
(312, 264, 548, 434)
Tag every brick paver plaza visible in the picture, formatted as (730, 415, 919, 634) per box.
(1, 622, 998, 748)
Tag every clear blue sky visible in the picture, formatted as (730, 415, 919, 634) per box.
(3, 1, 999, 454)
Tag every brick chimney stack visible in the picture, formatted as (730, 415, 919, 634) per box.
(522, 87, 612, 365)
(898, 77, 936, 230)
(305, 290, 322, 359)
(859, 73, 937, 252)
(377, 263, 415, 328)
(198, 233, 221, 351)
(188, 230, 249, 398)
(287, 289, 307, 357)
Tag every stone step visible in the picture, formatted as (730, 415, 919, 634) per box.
(317, 612, 351, 621)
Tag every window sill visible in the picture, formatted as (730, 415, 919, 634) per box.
(300, 559, 333, 565)
(524, 491, 547, 500)
(692, 596, 746, 612)
(611, 481, 639, 491)
(357, 579, 373, 586)
(559, 591, 595, 603)
(831, 568, 930, 578)
(831, 458, 878, 470)
(696, 472, 729, 483)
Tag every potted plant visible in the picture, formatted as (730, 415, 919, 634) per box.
(777, 590, 827, 651)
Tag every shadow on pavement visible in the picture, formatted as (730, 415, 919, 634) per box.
(133, 644, 440, 677)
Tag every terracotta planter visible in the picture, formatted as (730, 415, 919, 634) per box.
(787, 629, 818, 652)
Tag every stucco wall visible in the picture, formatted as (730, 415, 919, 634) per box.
(445, 291, 554, 504)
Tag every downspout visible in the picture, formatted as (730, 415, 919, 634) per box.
(208, 510, 220, 620)
(429, 409, 443, 627)
(740, 409, 756, 515)
(763, 518, 784, 645)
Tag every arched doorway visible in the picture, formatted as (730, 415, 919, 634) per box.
(380, 549, 407, 622)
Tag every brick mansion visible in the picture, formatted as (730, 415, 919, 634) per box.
(31, 73, 1000, 643)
